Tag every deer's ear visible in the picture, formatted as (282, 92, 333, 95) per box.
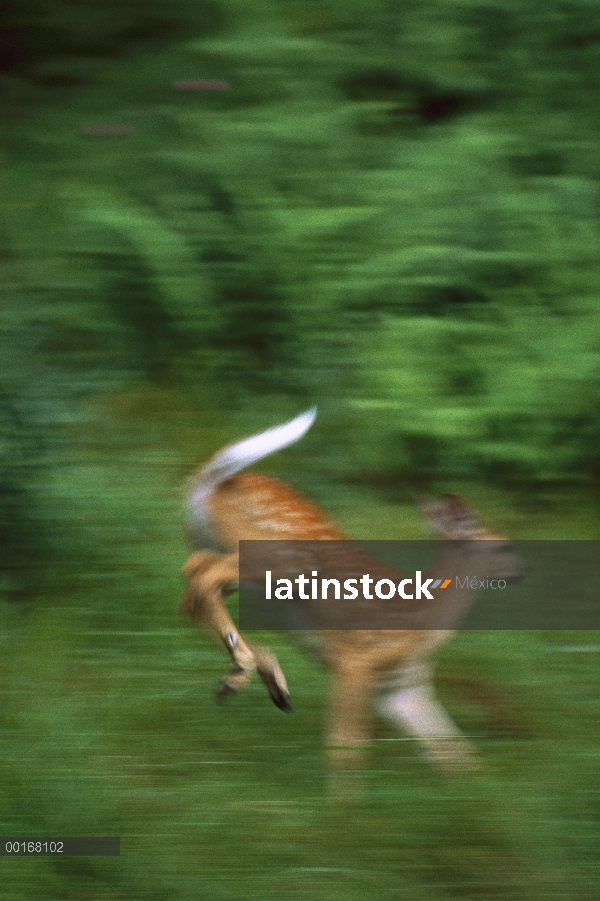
(415, 495, 454, 534)
(444, 494, 471, 518)
(413, 494, 438, 515)
(443, 494, 479, 531)
(416, 494, 479, 536)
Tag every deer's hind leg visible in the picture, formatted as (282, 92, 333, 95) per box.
(181, 551, 290, 710)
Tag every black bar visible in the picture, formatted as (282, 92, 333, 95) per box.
(0, 838, 120, 856)
(239, 540, 600, 630)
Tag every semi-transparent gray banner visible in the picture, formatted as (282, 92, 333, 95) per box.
(238, 540, 600, 630)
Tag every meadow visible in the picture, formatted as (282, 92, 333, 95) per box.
(2, 1, 600, 897)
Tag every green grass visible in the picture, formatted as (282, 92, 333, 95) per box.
(2, 605, 600, 900)
(3, 1, 600, 895)
(0, 415, 599, 900)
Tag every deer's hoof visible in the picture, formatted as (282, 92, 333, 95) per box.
(270, 688, 292, 713)
(216, 681, 237, 703)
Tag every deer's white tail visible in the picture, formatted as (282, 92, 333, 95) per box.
(187, 408, 317, 525)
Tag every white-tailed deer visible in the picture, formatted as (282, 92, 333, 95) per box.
(180, 410, 525, 777)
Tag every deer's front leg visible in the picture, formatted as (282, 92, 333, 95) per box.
(376, 665, 480, 773)
(324, 659, 378, 801)
(324, 636, 415, 773)
(326, 660, 374, 771)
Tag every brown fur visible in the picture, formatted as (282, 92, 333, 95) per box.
(181, 437, 524, 790)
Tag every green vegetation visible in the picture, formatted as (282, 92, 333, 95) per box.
(0, 1, 599, 898)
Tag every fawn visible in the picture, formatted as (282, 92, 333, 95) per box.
(180, 410, 525, 775)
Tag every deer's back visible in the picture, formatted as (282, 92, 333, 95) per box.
(204, 473, 347, 549)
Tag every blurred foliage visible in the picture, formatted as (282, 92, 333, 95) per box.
(1, 0, 600, 506)
(0, 2, 599, 898)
